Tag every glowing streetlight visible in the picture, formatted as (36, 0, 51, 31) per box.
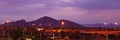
(6, 20, 10, 27)
(104, 22, 108, 26)
(6, 20, 10, 23)
(114, 22, 118, 25)
(49, 24, 52, 26)
(114, 22, 118, 30)
(61, 21, 65, 26)
(36, 28, 44, 40)
(32, 23, 35, 26)
(60, 21, 65, 31)
(26, 38, 32, 40)
(58, 29, 62, 33)
(37, 28, 44, 31)
(51, 34, 55, 40)
(103, 22, 109, 40)
(2, 22, 5, 24)
(103, 22, 108, 29)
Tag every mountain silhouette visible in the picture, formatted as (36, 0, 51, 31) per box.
(0, 16, 84, 27)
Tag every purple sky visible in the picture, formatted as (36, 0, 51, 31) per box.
(0, 0, 120, 24)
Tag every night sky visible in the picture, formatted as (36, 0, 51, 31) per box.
(0, 0, 120, 24)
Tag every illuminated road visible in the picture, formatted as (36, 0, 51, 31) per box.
(80, 31, 120, 35)
(45, 29, 120, 35)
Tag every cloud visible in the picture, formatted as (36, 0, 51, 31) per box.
(0, 0, 120, 24)
(44, 6, 88, 18)
(74, 0, 120, 10)
(16, 3, 47, 10)
(61, 0, 74, 3)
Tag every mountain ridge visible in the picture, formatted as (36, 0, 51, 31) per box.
(0, 16, 84, 28)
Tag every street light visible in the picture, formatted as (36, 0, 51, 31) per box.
(103, 22, 108, 29)
(114, 22, 118, 30)
(61, 21, 65, 29)
(104, 22, 107, 26)
(61, 21, 65, 40)
(26, 38, 32, 40)
(51, 34, 55, 40)
(61, 21, 65, 26)
(32, 23, 35, 26)
(36, 28, 44, 40)
(37, 28, 44, 31)
(6, 20, 10, 27)
(59, 21, 65, 32)
(103, 22, 109, 40)
(6, 20, 10, 23)
(114, 22, 118, 26)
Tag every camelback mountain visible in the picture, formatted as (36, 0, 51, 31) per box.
(0, 16, 84, 27)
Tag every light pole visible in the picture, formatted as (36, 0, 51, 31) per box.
(60, 21, 65, 40)
(61, 21, 65, 27)
(104, 22, 107, 27)
(103, 22, 109, 40)
(61, 21, 65, 30)
(51, 34, 55, 40)
(114, 22, 118, 29)
(103, 22, 108, 31)
(37, 28, 44, 40)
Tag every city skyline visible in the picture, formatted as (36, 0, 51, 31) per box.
(0, 0, 120, 24)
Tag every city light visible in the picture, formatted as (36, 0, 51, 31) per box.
(114, 22, 118, 25)
(39, 23, 42, 26)
(49, 23, 52, 26)
(6, 20, 10, 23)
(2, 22, 5, 24)
(32, 23, 35, 26)
(58, 29, 62, 33)
(103, 22, 107, 25)
(51, 34, 55, 40)
(0, 0, 120, 40)
(26, 38, 32, 40)
(61, 21, 65, 26)
(37, 28, 44, 31)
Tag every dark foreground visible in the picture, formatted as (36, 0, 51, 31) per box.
(0, 27, 120, 40)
